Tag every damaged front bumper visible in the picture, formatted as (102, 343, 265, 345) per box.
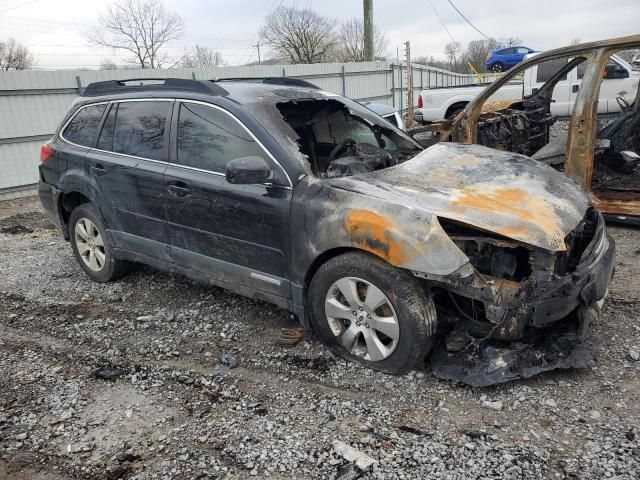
(416, 212, 615, 342)
(418, 212, 616, 386)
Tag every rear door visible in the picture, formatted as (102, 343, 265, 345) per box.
(503, 48, 519, 68)
(86, 99, 172, 259)
(571, 58, 631, 114)
(163, 100, 292, 300)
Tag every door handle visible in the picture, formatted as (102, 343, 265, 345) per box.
(572, 84, 580, 93)
(91, 164, 107, 176)
(167, 183, 192, 197)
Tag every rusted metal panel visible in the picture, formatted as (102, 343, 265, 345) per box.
(420, 34, 640, 220)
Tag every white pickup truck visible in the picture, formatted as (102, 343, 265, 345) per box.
(416, 54, 640, 122)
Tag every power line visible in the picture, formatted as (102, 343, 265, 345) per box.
(0, 0, 41, 14)
(445, 0, 492, 41)
(428, 0, 457, 44)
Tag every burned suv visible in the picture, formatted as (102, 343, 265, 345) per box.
(39, 77, 615, 382)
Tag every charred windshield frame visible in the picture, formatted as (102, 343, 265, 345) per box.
(274, 97, 422, 179)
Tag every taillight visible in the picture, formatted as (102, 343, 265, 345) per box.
(40, 143, 53, 163)
(417, 95, 423, 109)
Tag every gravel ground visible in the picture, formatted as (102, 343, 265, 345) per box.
(0, 196, 639, 480)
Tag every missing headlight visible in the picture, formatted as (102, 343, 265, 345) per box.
(438, 218, 532, 281)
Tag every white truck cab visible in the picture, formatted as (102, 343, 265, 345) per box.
(417, 54, 639, 122)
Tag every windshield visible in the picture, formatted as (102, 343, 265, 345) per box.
(274, 97, 421, 178)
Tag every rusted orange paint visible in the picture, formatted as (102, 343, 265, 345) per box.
(344, 210, 405, 265)
(495, 224, 528, 238)
(454, 154, 480, 166)
(481, 99, 520, 113)
(451, 186, 566, 247)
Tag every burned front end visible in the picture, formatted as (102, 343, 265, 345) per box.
(427, 208, 613, 338)
(424, 208, 615, 386)
(323, 142, 618, 386)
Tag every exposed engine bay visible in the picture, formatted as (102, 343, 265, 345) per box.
(276, 99, 421, 178)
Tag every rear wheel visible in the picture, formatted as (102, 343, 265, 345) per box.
(69, 203, 129, 282)
(491, 62, 504, 72)
(308, 252, 437, 374)
(446, 104, 467, 120)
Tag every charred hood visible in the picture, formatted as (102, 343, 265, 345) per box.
(330, 143, 591, 251)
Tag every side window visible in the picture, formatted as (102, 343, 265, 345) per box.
(516, 47, 530, 54)
(97, 103, 117, 151)
(111, 101, 168, 160)
(536, 58, 569, 83)
(177, 102, 265, 173)
(502, 48, 514, 55)
(62, 104, 106, 147)
(578, 59, 623, 80)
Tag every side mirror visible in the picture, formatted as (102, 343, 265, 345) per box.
(604, 64, 629, 80)
(225, 156, 272, 185)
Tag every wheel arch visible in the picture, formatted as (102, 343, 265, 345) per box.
(304, 247, 384, 291)
(58, 191, 92, 239)
(445, 101, 470, 119)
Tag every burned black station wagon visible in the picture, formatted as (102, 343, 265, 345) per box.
(39, 77, 615, 384)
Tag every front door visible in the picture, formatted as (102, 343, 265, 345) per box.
(163, 100, 292, 300)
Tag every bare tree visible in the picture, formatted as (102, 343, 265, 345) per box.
(498, 37, 523, 47)
(413, 55, 449, 70)
(181, 46, 225, 68)
(463, 38, 501, 72)
(334, 18, 388, 62)
(259, 6, 337, 64)
(100, 59, 119, 70)
(0, 38, 35, 71)
(86, 0, 184, 69)
(570, 37, 582, 45)
(444, 41, 462, 71)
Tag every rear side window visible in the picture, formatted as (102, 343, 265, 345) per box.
(97, 104, 116, 151)
(177, 102, 265, 173)
(97, 101, 169, 160)
(62, 104, 106, 147)
(536, 58, 569, 83)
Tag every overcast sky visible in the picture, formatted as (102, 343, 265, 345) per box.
(0, 0, 638, 69)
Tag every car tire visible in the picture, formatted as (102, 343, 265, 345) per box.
(491, 62, 504, 72)
(446, 107, 466, 120)
(69, 203, 129, 283)
(308, 252, 437, 374)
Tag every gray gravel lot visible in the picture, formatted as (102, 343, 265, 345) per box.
(0, 196, 639, 479)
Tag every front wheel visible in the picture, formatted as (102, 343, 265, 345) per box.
(308, 252, 437, 374)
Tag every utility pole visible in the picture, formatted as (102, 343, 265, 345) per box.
(363, 0, 374, 61)
(405, 41, 414, 127)
(252, 41, 262, 64)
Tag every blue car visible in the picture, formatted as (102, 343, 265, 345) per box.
(485, 46, 536, 72)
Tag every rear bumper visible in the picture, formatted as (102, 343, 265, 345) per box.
(38, 180, 63, 231)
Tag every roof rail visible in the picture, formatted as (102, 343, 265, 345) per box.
(216, 77, 319, 89)
(82, 78, 228, 97)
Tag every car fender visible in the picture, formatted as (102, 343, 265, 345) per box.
(57, 166, 115, 230)
(290, 178, 470, 286)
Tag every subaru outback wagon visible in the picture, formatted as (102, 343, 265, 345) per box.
(39, 77, 615, 375)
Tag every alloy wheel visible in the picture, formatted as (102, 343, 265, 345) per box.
(74, 218, 106, 272)
(324, 277, 400, 361)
